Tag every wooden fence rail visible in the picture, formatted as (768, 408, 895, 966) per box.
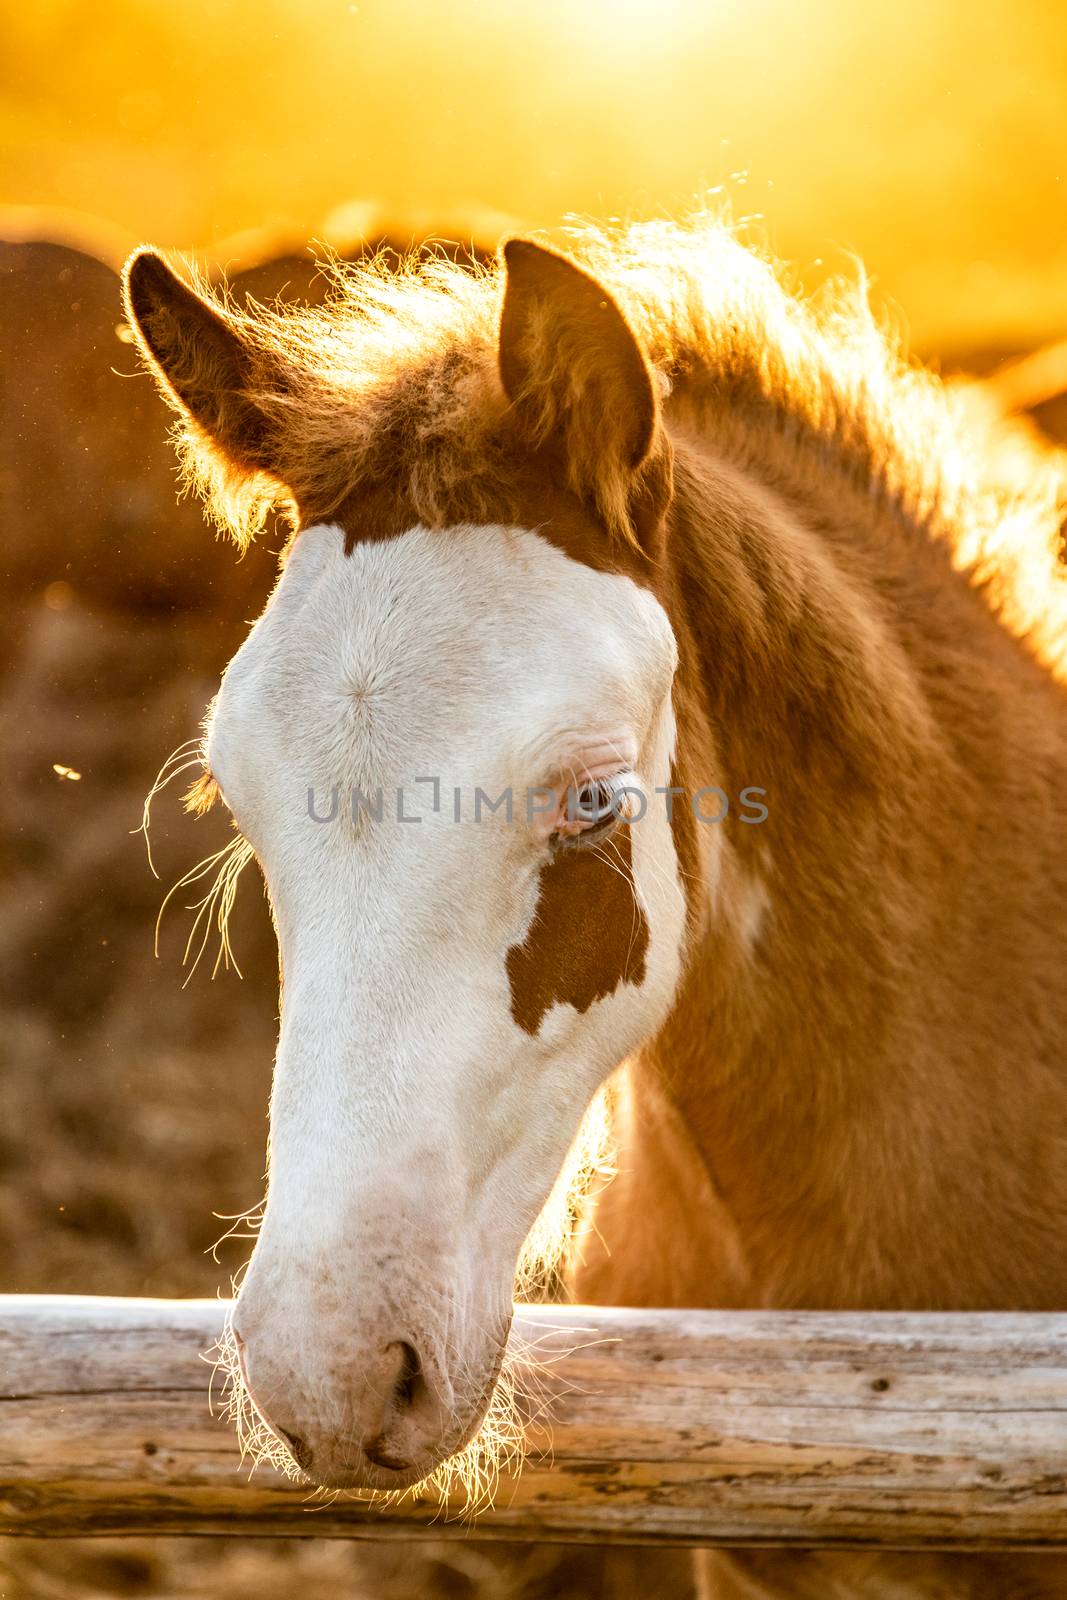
(1, 1297, 1065, 1548)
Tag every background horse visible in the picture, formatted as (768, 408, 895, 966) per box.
(87, 215, 1067, 1596)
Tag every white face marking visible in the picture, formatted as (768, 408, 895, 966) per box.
(211, 523, 685, 1486)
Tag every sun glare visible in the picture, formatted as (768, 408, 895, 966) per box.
(6, 0, 1067, 346)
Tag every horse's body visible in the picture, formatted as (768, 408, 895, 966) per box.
(123, 217, 1067, 1599)
(567, 266, 1067, 1595)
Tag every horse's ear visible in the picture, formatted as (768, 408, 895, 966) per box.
(122, 248, 281, 477)
(499, 238, 670, 547)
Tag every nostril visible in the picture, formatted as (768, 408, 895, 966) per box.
(364, 1436, 411, 1471)
(389, 1339, 423, 1412)
(278, 1427, 314, 1473)
(359, 1341, 428, 1473)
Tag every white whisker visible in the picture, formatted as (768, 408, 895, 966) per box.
(135, 736, 205, 879)
(155, 832, 255, 986)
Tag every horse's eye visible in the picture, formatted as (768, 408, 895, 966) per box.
(552, 774, 627, 851)
(574, 778, 619, 825)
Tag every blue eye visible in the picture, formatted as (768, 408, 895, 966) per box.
(573, 778, 620, 824)
(552, 774, 627, 852)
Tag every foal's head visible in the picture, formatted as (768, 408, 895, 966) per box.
(124, 239, 688, 1491)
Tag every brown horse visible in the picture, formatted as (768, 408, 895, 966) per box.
(123, 216, 1067, 1598)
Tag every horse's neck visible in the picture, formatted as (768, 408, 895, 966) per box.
(660, 425, 958, 1002)
(577, 424, 1067, 1312)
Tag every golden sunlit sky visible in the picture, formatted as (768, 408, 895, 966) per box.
(3, 0, 1067, 349)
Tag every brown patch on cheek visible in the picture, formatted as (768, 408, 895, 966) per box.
(506, 828, 650, 1036)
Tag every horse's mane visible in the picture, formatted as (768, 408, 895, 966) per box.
(177, 210, 1067, 677)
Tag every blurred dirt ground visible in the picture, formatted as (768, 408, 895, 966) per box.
(3, 218, 1067, 1600)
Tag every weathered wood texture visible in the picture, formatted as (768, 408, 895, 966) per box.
(1, 1297, 1065, 1548)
